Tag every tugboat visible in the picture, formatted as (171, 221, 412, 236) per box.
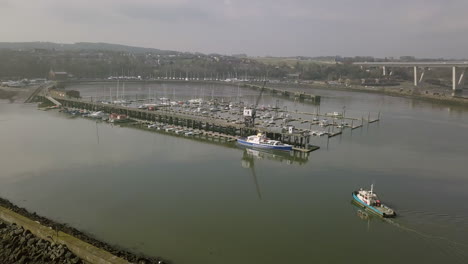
(352, 184, 396, 218)
(237, 133, 293, 151)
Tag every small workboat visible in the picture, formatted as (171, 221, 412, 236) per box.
(237, 133, 293, 151)
(352, 184, 396, 218)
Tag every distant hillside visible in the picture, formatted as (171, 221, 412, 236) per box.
(0, 42, 396, 81)
(0, 42, 179, 55)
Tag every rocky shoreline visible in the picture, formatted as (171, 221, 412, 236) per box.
(0, 197, 169, 264)
(0, 220, 83, 264)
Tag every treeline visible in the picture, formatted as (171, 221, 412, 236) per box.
(0, 49, 269, 79)
(0, 50, 50, 79)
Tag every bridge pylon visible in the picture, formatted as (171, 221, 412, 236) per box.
(452, 66, 466, 91)
(413, 66, 426, 86)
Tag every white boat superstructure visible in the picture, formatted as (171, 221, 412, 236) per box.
(89, 111, 107, 119)
(113, 100, 128, 105)
(356, 184, 379, 207)
(237, 133, 293, 151)
(248, 135, 278, 145)
(188, 98, 203, 104)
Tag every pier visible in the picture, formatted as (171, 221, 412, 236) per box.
(243, 83, 321, 103)
(37, 95, 320, 151)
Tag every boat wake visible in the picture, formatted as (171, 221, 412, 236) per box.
(352, 203, 468, 262)
(384, 217, 468, 262)
(389, 209, 468, 262)
(384, 217, 468, 245)
(397, 209, 468, 224)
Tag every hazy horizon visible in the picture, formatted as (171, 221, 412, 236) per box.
(1, 0, 467, 58)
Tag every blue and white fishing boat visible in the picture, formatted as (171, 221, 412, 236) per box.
(237, 133, 293, 151)
(352, 184, 396, 218)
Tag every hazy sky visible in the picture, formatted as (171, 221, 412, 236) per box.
(1, 0, 467, 58)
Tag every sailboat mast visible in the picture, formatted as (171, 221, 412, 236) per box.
(116, 80, 119, 100)
(122, 82, 125, 101)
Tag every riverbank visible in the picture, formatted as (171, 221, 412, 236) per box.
(277, 82, 468, 107)
(238, 80, 468, 106)
(0, 219, 83, 263)
(323, 85, 468, 106)
(0, 197, 168, 264)
(0, 86, 41, 103)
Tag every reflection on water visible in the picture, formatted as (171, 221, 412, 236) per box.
(239, 147, 310, 200)
(350, 200, 379, 222)
(239, 146, 309, 167)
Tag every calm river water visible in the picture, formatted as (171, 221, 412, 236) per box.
(1, 82, 467, 264)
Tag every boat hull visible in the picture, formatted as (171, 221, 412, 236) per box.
(352, 191, 396, 218)
(237, 139, 292, 151)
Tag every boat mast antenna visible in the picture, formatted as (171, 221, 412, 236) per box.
(116, 80, 119, 100)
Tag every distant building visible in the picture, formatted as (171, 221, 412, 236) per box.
(232, 54, 248, 58)
(360, 78, 399, 86)
(49, 89, 80, 99)
(286, 73, 300, 79)
(48, 70, 71, 81)
(399, 56, 416, 62)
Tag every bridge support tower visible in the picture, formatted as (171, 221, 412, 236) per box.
(452, 66, 465, 91)
(413, 66, 426, 86)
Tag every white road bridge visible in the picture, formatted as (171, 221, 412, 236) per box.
(353, 62, 468, 91)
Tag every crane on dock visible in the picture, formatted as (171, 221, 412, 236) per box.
(243, 80, 267, 127)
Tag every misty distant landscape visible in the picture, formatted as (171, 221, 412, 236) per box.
(0, 41, 461, 87)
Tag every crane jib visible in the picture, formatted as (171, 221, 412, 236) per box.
(252, 80, 267, 120)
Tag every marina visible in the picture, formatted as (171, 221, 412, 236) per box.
(35, 81, 381, 153)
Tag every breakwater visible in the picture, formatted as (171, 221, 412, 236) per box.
(0, 220, 82, 263)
